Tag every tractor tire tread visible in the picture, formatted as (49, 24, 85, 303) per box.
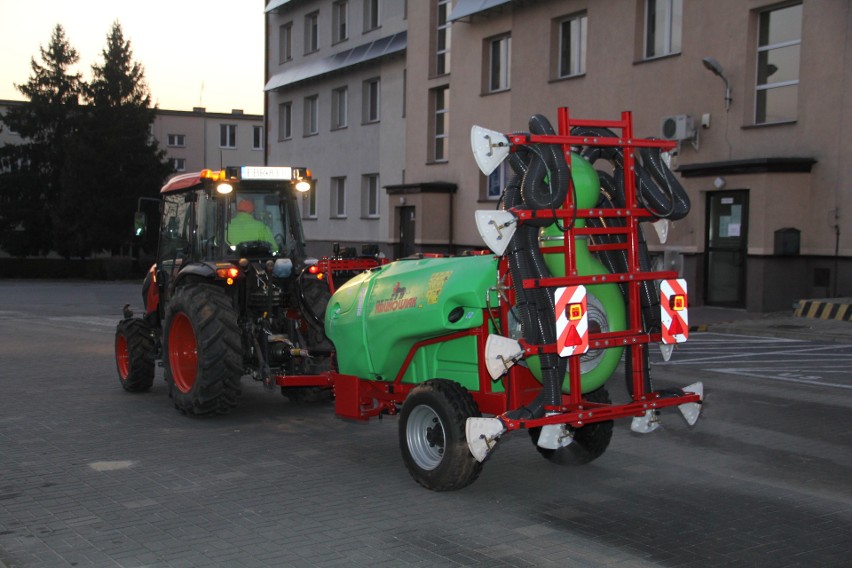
(115, 318, 155, 392)
(164, 284, 242, 416)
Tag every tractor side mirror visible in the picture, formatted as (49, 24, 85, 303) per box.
(133, 211, 147, 238)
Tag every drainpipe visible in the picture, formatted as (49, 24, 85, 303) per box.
(448, 192, 455, 255)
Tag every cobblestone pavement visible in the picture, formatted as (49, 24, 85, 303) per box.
(0, 281, 850, 567)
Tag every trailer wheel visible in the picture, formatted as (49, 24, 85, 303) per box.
(528, 387, 614, 465)
(163, 284, 242, 416)
(115, 319, 155, 392)
(399, 379, 483, 491)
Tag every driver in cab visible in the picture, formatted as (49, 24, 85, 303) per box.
(227, 199, 276, 252)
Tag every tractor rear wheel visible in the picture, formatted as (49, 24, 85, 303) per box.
(528, 387, 614, 465)
(163, 284, 242, 416)
(399, 379, 483, 491)
(115, 319, 155, 392)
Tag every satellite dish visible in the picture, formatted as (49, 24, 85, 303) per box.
(470, 126, 510, 176)
(474, 210, 517, 256)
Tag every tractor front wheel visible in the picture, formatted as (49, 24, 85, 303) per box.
(398, 379, 482, 491)
(115, 319, 155, 392)
(528, 387, 614, 465)
(163, 284, 242, 416)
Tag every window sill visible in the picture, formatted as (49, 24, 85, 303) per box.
(633, 52, 681, 65)
(303, 132, 319, 138)
(742, 119, 797, 129)
(549, 72, 585, 84)
(360, 215, 380, 220)
(331, 125, 348, 132)
(481, 88, 510, 96)
(426, 159, 449, 166)
(330, 216, 348, 220)
(361, 119, 380, 126)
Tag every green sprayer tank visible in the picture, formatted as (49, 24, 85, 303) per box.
(326, 153, 626, 394)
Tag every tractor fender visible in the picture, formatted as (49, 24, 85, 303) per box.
(174, 262, 219, 288)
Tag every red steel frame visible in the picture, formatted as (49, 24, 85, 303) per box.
(330, 107, 701, 429)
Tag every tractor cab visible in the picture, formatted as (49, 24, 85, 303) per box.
(157, 166, 313, 265)
(140, 166, 316, 323)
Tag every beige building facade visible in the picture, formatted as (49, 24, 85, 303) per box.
(264, 0, 851, 311)
(264, 0, 408, 258)
(1, 100, 264, 175)
(152, 107, 264, 173)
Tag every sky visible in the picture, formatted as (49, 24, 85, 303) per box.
(0, 0, 265, 115)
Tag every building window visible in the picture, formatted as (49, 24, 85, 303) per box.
(332, 1, 348, 43)
(303, 187, 317, 219)
(755, 3, 801, 124)
(364, 0, 380, 32)
(557, 12, 587, 78)
(304, 95, 319, 136)
(252, 126, 263, 150)
(220, 124, 236, 148)
(279, 22, 293, 63)
(167, 134, 185, 147)
(644, 0, 682, 59)
(170, 158, 186, 172)
(363, 78, 380, 123)
(487, 34, 511, 93)
(279, 102, 292, 140)
(362, 174, 380, 218)
(435, 0, 451, 76)
(305, 11, 319, 54)
(484, 161, 510, 201)
(331, 177, 346, 218)
(332, 87, 348, 130)
(431, 86, 449, 162)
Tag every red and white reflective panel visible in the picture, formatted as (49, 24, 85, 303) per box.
(660, 278, 688, 344)
(555, 285, 589, 357)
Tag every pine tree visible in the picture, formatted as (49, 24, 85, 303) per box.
(57, 21, 171, 258)
(0, 25, 82, 257)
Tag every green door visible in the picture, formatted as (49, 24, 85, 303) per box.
(705, 190, 749, 307)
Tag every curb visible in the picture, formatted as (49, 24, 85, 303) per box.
(793, 299, 852, 322)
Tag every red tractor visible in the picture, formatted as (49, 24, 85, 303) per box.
(114, 166, 381, 415)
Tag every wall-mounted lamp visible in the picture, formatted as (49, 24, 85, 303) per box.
(713, 176, 726, 189)
(702, 57, 732, 111)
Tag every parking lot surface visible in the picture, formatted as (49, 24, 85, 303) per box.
(1, 281, 850, 567)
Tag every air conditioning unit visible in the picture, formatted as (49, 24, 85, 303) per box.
(660, 114, 696, 141)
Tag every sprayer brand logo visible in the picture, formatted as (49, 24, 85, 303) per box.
(427, 271, 452, 304)
(374, 282, 417, 314)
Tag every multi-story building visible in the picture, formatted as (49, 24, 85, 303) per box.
(152, 107, 264, 173)
(265, 0, 850, 312)
(264, 0, 407, 258)
(1, 100, 264, 174)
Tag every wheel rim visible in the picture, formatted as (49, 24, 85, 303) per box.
(116, 333, 130, 379)
(169, 313, 198, 393)
(406, 405, 445, 471)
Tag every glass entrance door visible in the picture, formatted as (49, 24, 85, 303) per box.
(705, 191, 749, 307)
